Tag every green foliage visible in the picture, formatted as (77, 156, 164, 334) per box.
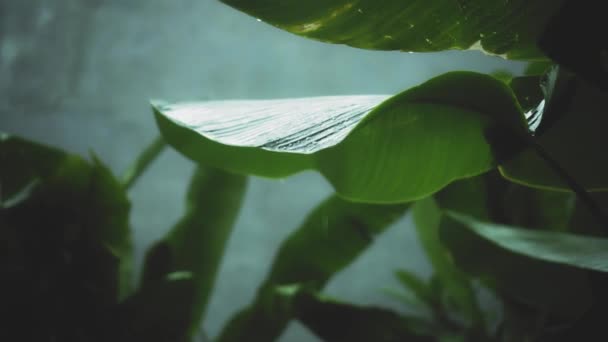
(6, 0, 608, 341)
(221, 0, 563, 59)
(155, 72, 527, 203)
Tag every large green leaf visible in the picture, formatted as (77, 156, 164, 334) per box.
(276, 286, 434, 342)
(217, 196, 409, 341)
(221, 0, 564, 60)
(140, 167, 247, 339)
(500, 69, 608, 192)
(155, 72, 526, 203)
(0, 135, 132, 340)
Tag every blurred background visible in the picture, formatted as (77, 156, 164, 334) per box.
(0, 1, 525, 340)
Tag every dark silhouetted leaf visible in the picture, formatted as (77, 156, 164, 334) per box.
(0, 134, 132, 340)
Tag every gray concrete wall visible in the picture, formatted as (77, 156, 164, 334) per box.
(0, 1, 525, 340)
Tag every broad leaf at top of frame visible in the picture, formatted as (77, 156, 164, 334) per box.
(221, 0, 564, 60)
(500, 69, 608, 193)
(154, 71, 526, 203)
(217, 196, 409, 341)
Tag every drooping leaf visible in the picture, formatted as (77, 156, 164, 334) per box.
(500, 72, 608, 192)
(0, 134, 132, 340)
(434, 174, 592, 318)
(218, 196, 409, 341)
(447, 211, 608, 273)
(440, 212, 592, 318)
(276, 285, 434, 342)
(140, 166, 247, 339)
(221, 0, 564, 60)
(154, 72, 526, 203)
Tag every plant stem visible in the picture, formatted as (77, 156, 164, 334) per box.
(121, 136, 166, 190)
(527, 135, 608, 231)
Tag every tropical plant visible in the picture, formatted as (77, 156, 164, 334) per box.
(2, 1, 607, 341)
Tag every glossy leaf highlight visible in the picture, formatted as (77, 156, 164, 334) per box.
(155, 72, 526, 203)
